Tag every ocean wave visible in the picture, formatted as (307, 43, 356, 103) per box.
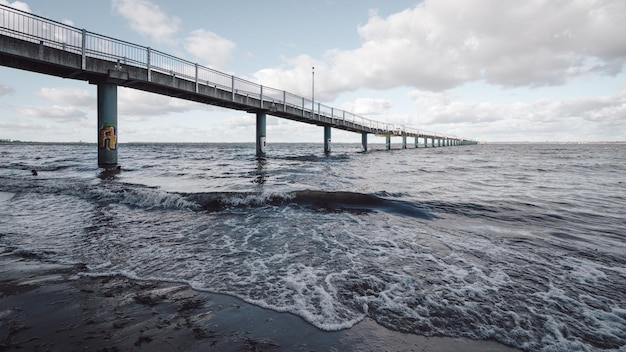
(183, 190, 433, 219)
(0, 176, 200, 211)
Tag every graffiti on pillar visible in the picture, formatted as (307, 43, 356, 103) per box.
(259, 136, 266, 154)
(99, 124, 117, 151)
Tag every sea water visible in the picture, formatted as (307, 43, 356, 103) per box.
(0, 142, 624, 352)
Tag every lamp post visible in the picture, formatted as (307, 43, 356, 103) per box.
(312, 66, 315, 116)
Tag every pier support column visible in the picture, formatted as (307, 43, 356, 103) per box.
(431, 138, 435, 148)
(414, 137, 419, 148)
(256, 112, 267, 158)
(386, 136, 391, 150)
(324, 126, 331, 154)
(97, 83, 118, 168)
(361, 132, 368, 152)
(402, 135, 407, 149)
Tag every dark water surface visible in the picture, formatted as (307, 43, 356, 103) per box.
(1, 142, 624, 352)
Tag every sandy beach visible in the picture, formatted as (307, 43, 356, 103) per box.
(0, 252, 522, 352)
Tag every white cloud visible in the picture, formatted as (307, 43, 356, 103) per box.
(16, 105, 88, 122)
(0, 83, 14, 97)
(253, 55, 326, 99)
(111, 0, 181, 44)
(118, 88, 208, 120)
(339, 98, 390, 116)
(409, 89, 626, 141)
(223, 114, 279, 130)
(35, 88, 95, 107)
(222, 114, 256, 129)
(183, 29, 236, 70)
(0, 0, 30, 12)
(252, 0, 626, 99)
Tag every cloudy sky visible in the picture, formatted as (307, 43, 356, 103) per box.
(1, 0, 625, 143)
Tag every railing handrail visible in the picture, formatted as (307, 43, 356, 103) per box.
(0, 4, 476, 143)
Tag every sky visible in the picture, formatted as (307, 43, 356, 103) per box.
(1, 0, 625, 143)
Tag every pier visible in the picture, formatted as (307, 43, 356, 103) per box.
(0, 5, 477, 168)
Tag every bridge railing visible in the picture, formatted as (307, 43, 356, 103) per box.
(0, 4, 473, 143)
(1, 4, 81, 53)
(86, 33, 146, 69)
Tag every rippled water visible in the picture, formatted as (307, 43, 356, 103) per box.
(1, 142, 625, 352)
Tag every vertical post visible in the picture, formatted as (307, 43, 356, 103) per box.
(402, 134, 407, 149)
(231, 76, 235, 101)
(361, 132, 368, 152)
(97, 83, 118, 168)
(283, 91, 287, 111)
(81, 29, 86, 70)
(260, 85, 264, 108)
(146, 47, 151, 82)
(195, 63, 199, 93)
(256, 112, 267, 158)
(386, 136, 391, 150)
(432, 137, 435, 148)
(324, 126, 331, 155)
(415, 137, 419, 148)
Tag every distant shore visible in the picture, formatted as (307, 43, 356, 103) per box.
(0, 252, 522, 352)
(2, 139, 625, 145)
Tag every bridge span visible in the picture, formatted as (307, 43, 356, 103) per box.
(0, 5, 477, 168)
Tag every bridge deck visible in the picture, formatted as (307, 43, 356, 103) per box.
(0, 4, 475, 143)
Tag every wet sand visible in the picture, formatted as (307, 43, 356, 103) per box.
(0, 252, 523, 351)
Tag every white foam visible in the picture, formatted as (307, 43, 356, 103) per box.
(219, 189, 294, 207)
(0, 191, 15, 203)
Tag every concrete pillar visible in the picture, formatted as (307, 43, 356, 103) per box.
(361, 132, 368, 152)
(402, 135, 407, 149)
(256, 112, 266, 158)
(431, 138, 435, 148)
(97, 83, 118, 168)
(414, 137, 419, 148)
(386, 136, 391, 150)
(324, 126, 331, 154)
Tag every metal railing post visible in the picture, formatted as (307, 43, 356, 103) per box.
(146, 47, 151, 82)
(81, 29, 86, 70)
(194, 63, 199, 93)
(231, 76, 235, 101)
